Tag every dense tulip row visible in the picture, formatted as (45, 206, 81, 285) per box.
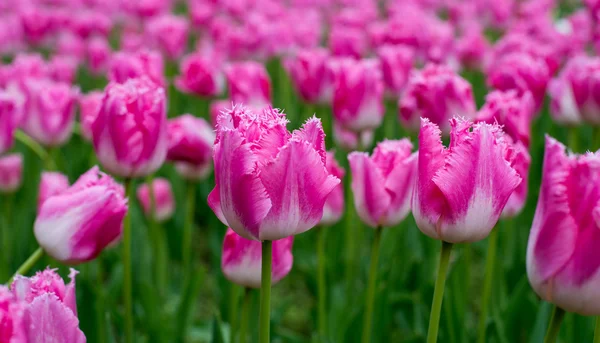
(0, 0, 600, 342)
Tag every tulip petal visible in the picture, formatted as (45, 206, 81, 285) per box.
(348, 152, 391, 228)
(292, 117, 326, 164)
(383, 151, 418, 226)
(259, 140, 340, 240)
(22, 294, 86, 343)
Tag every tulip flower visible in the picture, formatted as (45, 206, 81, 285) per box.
(502, 141, 531, 218)
(349, 139, 418, 228)
(21, 79, 79, 147)
(86, 36, 112, 75)
(108, 50, 165, 87)
(38, 171, 69, 211)
(0, 89, 18, 155)
(1, 270, 86, 342)
(225, 62, 272, 109)
(210, 100, 230, 127)
(332, 58, 384, 133)
(92, 76, 168, 178)
(167, 114, 215, 181)
(34, 166, 127, 264)
(455, 22, 490, 71)
(78, 91, 103, 141)
(145, 14, 189, 60)
(48, 55, 78, 85)
(333, 123, 374, 152)
(321, 151, 345, 227)
(0, 153, 23, 193)
(286, 48, 333, 104)
(399, 64, 476, 134)
(175, 52, 225, 99)
(376, 45, 415, 97)
(477, 90, 535, 147)
(329, 25, 368, 59)
(221, 228, 293, 288)
(137, 178, 175, 223)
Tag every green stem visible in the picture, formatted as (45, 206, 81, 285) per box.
(14, 130, 56, 170)
(8, 247, 44, 284)
(426, 241, 453, 343)
(96, 259, 106, 343)
(477, 229, 499, 343)
(593, 316, 600, 343)
(229, 285, 240, 343)
(239, 288, 251, 343)
(544, 306, 566, 343)
(183, 181, 196, 276)
(344, 176, 357, 289)
(361, 227, 383, 343)
(146, 176, 167, 293)
(3, 195, 12, 270)
(568, 126, 579, 153)
(317, 227, 328, 340)
(259, 240, 272, 343)
(122, 178, 134, 343)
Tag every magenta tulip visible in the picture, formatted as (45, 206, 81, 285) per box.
(48, 55, 78, 85)
(175, 52, 225, 98)
(92, 76, 168, 178)
(86, 36, 112, 75)
(413, 118, 522, 243)
(208, 106, 340, 241)
(38, 172, 70, 211)
(349, 139, 417, 228)
(0, 89, 18, 155)
(34, 166, 128, 264)
(221, 228, 293, 288)
(137, 178, 175, 223)
(527, 137, 600, 314)
(108, 50, 165, 87)
(286, 48, 333, 104)
(78, 91, 103, 141)
(0, 153, 23, 193)
(225, 62, 272, 109)
(377, 45, 415, 97)
(145, 14, 189, 60)
(477, 90, 534, 147)
(167, 114, 215, 181)
(502, 141, 531, 218)
(321, 151, 345, 226)
(399, 64, 476, 134)
(210, 100, 231, 127)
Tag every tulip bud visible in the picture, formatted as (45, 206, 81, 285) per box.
(34, 166, 128, 264)
(477, 90, 534, 147)
(349, 139, 417, 228)
(332, 58, 384, 132)
(399, 64, 476, 134)
(333, 122, 373, 152)
(137, 178, 175, 222)
(0, 89, 18, 155)
(167, 114, 215, 181)
(413, 118, 521, 243)
(376, 45, 415, 97)
(108, 50, 165, 87)
(286, 48, 333, 104)
(527, 137, 600, 315)
(208, 106, 340, 241)
(225, 62, 272, 109)
(145, 14, 189, 60)
(38, 172, 70, 211)
(78, 91, 103, 141)
(321, 151, 345, 226)
(21, 79, 79, 147)
(175, 53, 225, 98)
(0, 153, 23, 193)
(92, 76, 168, 178)
(221, 228, 293, 288)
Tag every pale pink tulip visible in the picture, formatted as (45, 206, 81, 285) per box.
(137, 178, 175, 222)
(34, 166, 127, 264)
(221, 228, 293, 288)
(208, 106, 340, 241)
(349, 139, 417, 228)
(38, 172, 70, 211)
(413, 118, 521, 243)
(527, 137, 600, 315)
(321, 151, 345, 226)
(92, 77, 167, 178)
(0, 153, 23, 193)
(167, 114, 215, 181)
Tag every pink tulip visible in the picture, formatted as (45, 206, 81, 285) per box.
(455, 23, 490, 70)
(19, 6, 52, 45)
(0, 89, 18, 155)
(527, 137, 600, 315)
(167, 114, 215, 181)
(92, 76, 168, 178)
(55, 33, 86, 64)
(108, 50, 165, 87)
(376, 45, 415, 97)
(548, 56, 600, 125)
(78, 91, 103, 141)
(329, 25, 368, 59)
(477, 90, 534, 147)
(21, 79, 79, 147)
(70, 11, 112, 39)
(0, 153, 22, 193)
(487, 52, 550, 112)
(1, 269, 86, 342)
(502, 141, 531, 218)
(87, 36, 112, 75)
(34, 166, 127, 264)
(48, 55, 78, 84)
(333, 122, 374, 151)
(225, 62, 272, 109)
(208, 106, 340, 241)
(286, 48, 333, 104)
(122, 0, 170, 19)
(5, 53, 47, 84)
(332, 58, 384, 133)
(137, 178, 175, 222)
(221, 228, 293, 288)
(413, 118, 521, 243)
(175, 52, 225, 98)
(38, 172, 70, 211)
(399, 64, 476, 134)
(348, 139, 417, 228)
(320, 151, 345, 226)
(210, 100, 231, 127)
(145, 14, 189, 60)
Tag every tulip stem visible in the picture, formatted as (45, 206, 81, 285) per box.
(317, 227, 328, 340)
(8, 247, 44, 284)
(568, 126, 579, 153)
(146, 176, 167, 294)
(259, 240, 272, 343)
(229, 285, 240, 343)
(593, 316, 600, 343)
(123, 178, 134, 343)
(477, 228, 499, 343)
(183, 181, 196, 277)
(426, 241, 453, 343)
(239, 288, 251, 343)
(13, 130, 57, 170)
(96, 259, 106, 343)
(362, 227, 383, 343)
(544, 305, 565, 343)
